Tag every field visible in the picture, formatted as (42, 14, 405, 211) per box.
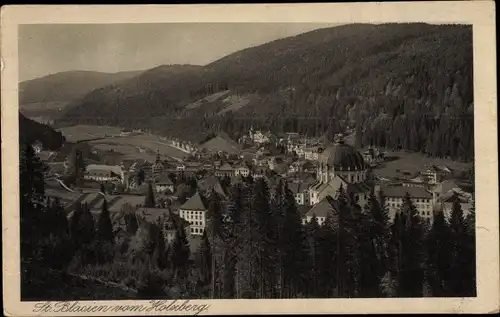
(373, 150, 473, 179)
(343, 132, 473, 180)
(58, 125, 191, 161)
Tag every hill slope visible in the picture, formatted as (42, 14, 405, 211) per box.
(19, 70, 146, 121)
(19, 112, 65, 150)
(59, 23, 474, 161)
(19, 70, 145, 105)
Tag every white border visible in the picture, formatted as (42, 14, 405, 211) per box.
(1, 2, 498, 315)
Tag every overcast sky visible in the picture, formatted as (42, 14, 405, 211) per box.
(19, 23, 338, 82)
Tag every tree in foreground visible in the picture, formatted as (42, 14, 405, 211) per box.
(145, 182, 156, 208)
(97, 199, 114, 243)
(426, 209, 452, 296)
(390, 193, 426, 297)
(448, 198, 476, 296)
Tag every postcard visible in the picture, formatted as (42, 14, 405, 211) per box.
(1, 2, 498, 315)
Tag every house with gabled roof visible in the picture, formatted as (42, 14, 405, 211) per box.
(302, 195, 339, 226)
(215, 162, 234, 177)
(197, 175, 228, 199)
(309, 174, 371, 208)
(178, 191, 208, 236)
(154, 174, 175, 194)
(437, 190, 473, 221)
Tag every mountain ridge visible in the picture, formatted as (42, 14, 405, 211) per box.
(56, 23, 473, 161)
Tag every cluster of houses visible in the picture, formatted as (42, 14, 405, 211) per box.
(42, 128, 474, 247)
(238, 126, 273, 145)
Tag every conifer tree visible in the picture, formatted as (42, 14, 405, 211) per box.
(51, 197, 69, 239)
(316, 211, 338, 297)
(206, 190, 226, 298)
(391, 193, 425, 297)
(251, 178, 277, 298)
(20, 141, 46, 258)
(236, 181, 259, 298)
(305, 214, 322, 297)
(153, 225, 167, 270)
(336, 187, 361, 297)
(426, 210, 452, 296)
(19, 140, 60, 274)
(272, 179, 286, 298)
(360, 190, 391, 297)
(97, 199, 114, 243)
(172, 225, 191, 279)
(279, 182, 309, 297)
(122, 203, 138, 235)
(70, 203, 84, 244)
(78, 203, 95, 245)
(448, 197, 474, 296)
(463, 196, 476, 296)
(136, 221, 160, 263)
(145, 182, 156, 208)
(196, 231, 212, 285)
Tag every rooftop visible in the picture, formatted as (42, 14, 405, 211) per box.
(86, 164, 123, 175)
(305, 196, 339, 223)
(382, 185, 432, 199)
(179, 192, 207, 211)
(200, 134, 241, 155)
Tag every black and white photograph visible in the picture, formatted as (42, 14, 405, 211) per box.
(2, 3, 498, 316)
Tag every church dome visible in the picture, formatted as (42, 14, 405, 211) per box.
(318, 136, 366, 171)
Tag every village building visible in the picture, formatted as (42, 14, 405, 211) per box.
(85, 164, 125, 183)
(248, 127, 272, 144)
(437, 190, 473, 220)
(362, 147, 384, 166)
(302, 196, 339, 226)
(155, 174, 175, 194)
(197, 175, 229, 199)
(304, 146, 320, 161)
(233, 165, 251, 177)
(288, 179, 314, 206)
(199, 132, 242, 156)
(32, 140, 43, 154)
(161, 209, 191, 244)
(151, 150, 165, 179)
(382, 185, 434, 222)
(308, 135, 372, 207)
(178, 192, 208, 236)
(215, 162, 234, 178)
(419, 165, 451, 185)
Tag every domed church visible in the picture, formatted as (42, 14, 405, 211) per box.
(308, 134, 372, 207)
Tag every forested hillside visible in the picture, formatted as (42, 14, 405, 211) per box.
(19, 112, 65, 150)
(58, 23, 474, 161)
(19, 70, 144, 105)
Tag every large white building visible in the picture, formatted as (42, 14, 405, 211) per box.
(178, 192, 208, 236)
(308, 135, 371, 208)
(85, 164, 125, 183)
(382, 186, 434, 222)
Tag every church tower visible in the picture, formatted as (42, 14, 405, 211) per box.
(151, 149, 164, 181)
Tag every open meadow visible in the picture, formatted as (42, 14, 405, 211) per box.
(373, 150, 473, 180)
(58, 125, 191, 161)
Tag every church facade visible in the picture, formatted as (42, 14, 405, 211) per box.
(308, 135, 372, 208)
